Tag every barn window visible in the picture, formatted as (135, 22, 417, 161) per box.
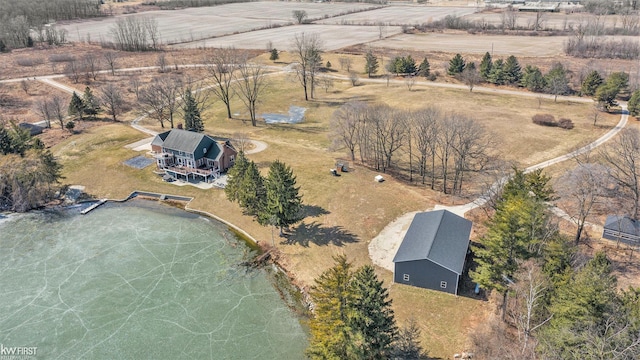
(440, 281, 447, 288)
(403, 274, 410, 281)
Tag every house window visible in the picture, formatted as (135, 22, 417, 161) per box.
(440, 281, 447, 289)
(403, 274, 410, 281)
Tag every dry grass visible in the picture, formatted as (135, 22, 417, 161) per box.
(0, 41, 618, 358)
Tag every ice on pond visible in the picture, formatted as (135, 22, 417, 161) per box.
(0, 201, 307, 359)
(262, 105, 306, 124)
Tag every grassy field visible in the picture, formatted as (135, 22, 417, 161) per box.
(49, 63, 621, 358)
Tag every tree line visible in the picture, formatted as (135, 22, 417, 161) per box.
(306, 255, 428, 360)
(471, 166, 640, 358)
(0, 0, 101, 50)
(0, 120, 62, 212)
(225, 153, 303, 237)
(330, 101, 493, 195)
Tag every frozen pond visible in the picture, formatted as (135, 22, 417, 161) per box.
(0, 201, 307, 359)
(262, 106, 306, 124)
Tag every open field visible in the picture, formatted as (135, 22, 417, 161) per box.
(464, 9, 638, 31)
(59, 2, 385, 45)
(173, 24, 404, 51)
(315, 5, 478, 25)
(372, 32, 569, 56)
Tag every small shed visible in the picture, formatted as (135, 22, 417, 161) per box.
(393, 210, 472, 295)
(603, 215, 640, 246)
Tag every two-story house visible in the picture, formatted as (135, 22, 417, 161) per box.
(151, 129, 237, 183)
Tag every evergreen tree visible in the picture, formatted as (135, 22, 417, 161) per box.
(269, 48, 279, 61)
(539, 252, 622, 358)
(264, 160, 303, 236)
(417, 57, 430, 78)
(387, 57, 401, 75)
(487, 58, 505, 85)
(479, 51, 492, 81)
(182, 88, 204, 132)
(393, 318, 428, 359)
(503, 55, 522, 85)
(349, 265, 398, 359)
(364, 51, 379, 78)
(606, 71, 629, 94)
(595, 83, 621, 111)
(521, 65, 547, 92)
(629, 89, 640, 117)
(545, 63, 570, 101)
(581, 70, 603, 96)
(68, 91, 85, 121)
(224, 151, 249, 203)
(82, 86, 100, 119)
(239, 161, 266, 219)
(403, 55, 417, 75)
(0, 127, 11, 155)
(307, 255, 355, 360)
(447, 53, 466, 76)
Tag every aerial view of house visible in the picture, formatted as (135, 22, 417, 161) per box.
(2, 0, 640, 358)
(151, 128, 237, 183)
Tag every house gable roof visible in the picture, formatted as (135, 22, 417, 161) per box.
(393, 210, 472, 275)
(162, 129, 215, 155)
(603, 215, 640, 237)
(151, 130, 171, 147)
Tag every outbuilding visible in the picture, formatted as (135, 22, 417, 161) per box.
(393, 209, 472, 295)
(602, 215, 640, 246)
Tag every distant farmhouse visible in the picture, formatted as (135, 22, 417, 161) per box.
(151, 129, 237, 183)
(602, 215, 640, 246)
(393, 210, 472, 295)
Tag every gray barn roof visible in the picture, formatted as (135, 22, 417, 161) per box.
(603, 215, 640, 242)
(393, 210, 472, 275)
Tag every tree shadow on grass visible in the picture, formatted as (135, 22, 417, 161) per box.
(301, 204, 330, 218)
(283, 221, 359, 247)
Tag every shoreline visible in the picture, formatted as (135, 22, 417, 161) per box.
(77, 191, 314, 318)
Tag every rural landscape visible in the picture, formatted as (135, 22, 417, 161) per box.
(2, 0, 640, 358)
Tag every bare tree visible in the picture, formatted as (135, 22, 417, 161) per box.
(377, 21, 387, 39)
(99, 83, 125, 122)
(349, 71, 359, 86)
(501, 6, 518, 31)
(508, 260, 551, 358)
(600, 128, 640, 219)
(156, 53, 167, 73)
(233, 132, 251, 153)
(34, 99, 51, 128)
(405, 75, 416, 91)
(49, 95, 66, 129)
(410, 107, 441, 187)
(330, 101, 366, 161)
(462, 66, 481, 92)
(64, 59, 80, 83)
(205, 47, 240, 119)
(139, 75, 183, 128)
(20, 79, 29, 95)
(292, 10, 308, 24)
(451, 115, 492, 194)
(234, 63, 268, 127)
(81, 53, 100, 82)
(320, 77, 334, 93)
(130, 76, 141, 100)
(338, 57, 352, 72)
(556, 162, 611, 243)
(291, 32, 323, 101)
(103, 51, 119, 76)
(437, 113, 458, 194)
(366, 104, 406, 172)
